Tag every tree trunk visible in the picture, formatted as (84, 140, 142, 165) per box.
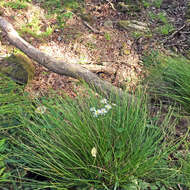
(0, 16, 136, 103)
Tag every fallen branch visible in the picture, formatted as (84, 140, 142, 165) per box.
(0, 16, 136, 103)
(81, 63, 117, 74)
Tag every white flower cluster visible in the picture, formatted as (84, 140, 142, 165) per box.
(90, 99, 113, 117)
(35, 105, 47, 114)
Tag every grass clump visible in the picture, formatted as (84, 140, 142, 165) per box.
(0, 138, 11, 186)
(142, 50, 162, 67)
(180, 152, 190, 188)
(0, 74, 30, 129)
(5, 89, 182, 189)
(144, 53, 190, 113)
(0, 74, 32, 188)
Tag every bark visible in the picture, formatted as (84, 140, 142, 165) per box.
(81, 63, 117, 74)
(0, 16, 136, 102)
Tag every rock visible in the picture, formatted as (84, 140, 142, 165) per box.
(118, 20, 149, 32)
(117, 2, 141, 12)
(0, 54, 35, 85)
(104, 19, 113, 28)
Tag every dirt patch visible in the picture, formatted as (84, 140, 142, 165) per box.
(1, 0, 144, 97)
(1, 0, 190, 97)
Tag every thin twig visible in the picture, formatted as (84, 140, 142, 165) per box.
(106, 0, 116, 11)
(82, 21, 104, 35)
(162, 24, 186, 43)
(180, 31, 190, 34)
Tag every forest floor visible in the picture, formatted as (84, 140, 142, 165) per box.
(1, 1, 190, 189)
(0, 0, 190, 98)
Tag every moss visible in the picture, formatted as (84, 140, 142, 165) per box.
(118, 20, 149, 32)
(0, 54, 35, 84)
(186, 2, 190, 19)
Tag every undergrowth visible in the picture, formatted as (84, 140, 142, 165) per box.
(40, 0, 80, 29)
(0, 84, 186, 189)
(143, 52, 190, 189)
(144, 52, 190, 113)
(0, 74, 31, 188)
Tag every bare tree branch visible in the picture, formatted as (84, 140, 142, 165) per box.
(0, 16, 136, 102)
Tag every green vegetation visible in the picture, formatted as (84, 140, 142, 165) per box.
(0, 75, 188, 189)
(149, 12, 174, 35)
(131, 31, 143, 39)
(144, 53, 190, 113)
(1, 0, 80, 39)
(122, 0, 174, 36)
(0, 138, 10, 185)
(152, 0, 163, 8)
(142, 52, 190, 189)
(3, 67, 190, 188)
(0, 0, 190, 189)
(41, 0, 80, 29)
(149, 12, 168, 24)
(3, 0, 30, 10)
(20, 23, 54, 40)
(0, 74, 32, 188)
(156, 23, 174, 35)
(0, 84, 186, 189)
(0, 74, 29, 127)
(18, 4, 54, 40)
(142, 50, 161, 67)
(104, 32, 111, 41)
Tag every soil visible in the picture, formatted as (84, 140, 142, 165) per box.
(0, 0, 190, 122)
(1, 0, 189, 98)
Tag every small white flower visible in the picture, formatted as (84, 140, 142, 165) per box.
(92, 108, 108, 117)
(35, 106, 47, 114)
(96, 109, 102, 115)
(93, 109, 103, 117)
(93, 109, 100, 117)
(93, 111, 98, 117)
(112, 103, 116, 106)
(105, 104, 112, 110)
(90, 107, 96, 112)
(91, 147, 97, 158)
(100, 98, 107, 104)
(100, 108, 107, 115)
